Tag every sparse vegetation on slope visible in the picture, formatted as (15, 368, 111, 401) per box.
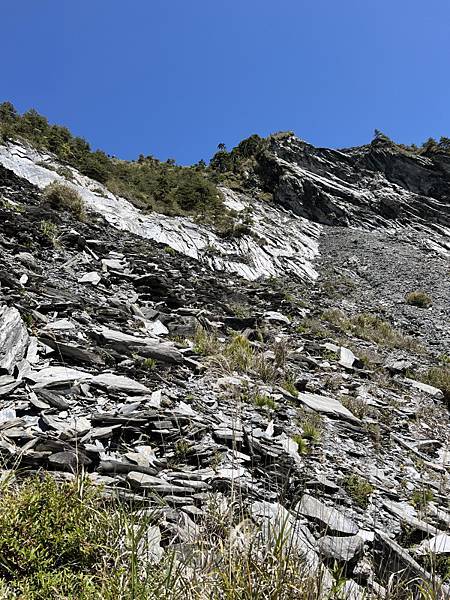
(405, 290, 432, 308)
(321, 309, 422, 351)
(42, 181, 86, 221)
(417, 365, 450, 404)
(0, 102, 229, 228)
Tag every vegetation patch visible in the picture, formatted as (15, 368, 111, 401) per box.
(0, 102, 233, 230)
(342, 474, 374, 509)
(281, 375, 298, 397)
(0, 475, 112, 598)
(193, 327, 221, 356)
(416, 365, 450, 404)
(410, 486, 434, 511)
(341, 395, 370, 420)
(241, 387, 277, 411)
(405, 290, 432, 308)
(321, 309, 422, 351)
(291, 433, 310, 455)
(42, 181, 86, 221)
(0, 475, 341, 599)
(39, 219, 59, 245)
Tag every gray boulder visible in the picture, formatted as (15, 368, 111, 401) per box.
(317, 535, 364, 562)
(295, 494, 359, 535)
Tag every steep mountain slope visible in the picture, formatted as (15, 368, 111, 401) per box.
(0, 130, 449, 598)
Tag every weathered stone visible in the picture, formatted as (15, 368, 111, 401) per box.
(78, 271, 101, 285)
(91, 373, 150, 394)
(341, 580, 366, 600)
(373, 530, 433, 586)
(48, 451, 91, 470)
(128, 472, 166, 489)
(263, 311, 290, 325)
(38, 337, 104, 365)
(295, 494, 359, 535)
(29, 366, 92, 387)
(404, 378, 444, 399)
(297, 392, 361, 424)
(306, 475, 340, 494)
(97, 326, 183, 363)
(251, 500, 319, 567)
(416, 534, 450, 556)
(0, 305, 29, 374)
(382, 500, 444, 536)
(43, 318, 76, 331)
(339, 346, 359, 369)
(0, 375, 20, 396)
(137, 525, 164, 564)
(317, 535, 364, 562)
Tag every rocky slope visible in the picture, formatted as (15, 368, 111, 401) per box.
(0, 133, 449, 598)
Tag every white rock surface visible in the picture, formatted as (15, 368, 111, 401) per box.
(297, 391, 361, 423)
(416, 533, 450, 556)
(0, 142, 321, 281)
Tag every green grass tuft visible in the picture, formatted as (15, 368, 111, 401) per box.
(342, 474, 373, 509)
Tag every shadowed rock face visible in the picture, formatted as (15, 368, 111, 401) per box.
(258, 135, 450, 237)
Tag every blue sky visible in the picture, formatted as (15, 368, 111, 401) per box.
(2, 0, 450, 164)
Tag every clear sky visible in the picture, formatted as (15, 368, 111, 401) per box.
(2, 0, 450, 164)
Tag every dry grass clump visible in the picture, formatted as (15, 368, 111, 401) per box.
(341, 395, 370, 420)
(193, 327, 221, 356)
(42, 181, 86, 221)
(405, 291, 432, 308)
(196, 330, 282, 384)
(416, 365, 450, 404)
(321, 309, 422, 352)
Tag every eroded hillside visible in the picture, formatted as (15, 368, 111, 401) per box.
(0, 120, 449, 598)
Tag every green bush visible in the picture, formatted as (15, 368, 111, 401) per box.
(39, 219, 59, 245)
(405, 290, 432, 308)
(0, 103, 230, 227)
(291, 434, 309, 455)
(410, 486, 434, 510)
(0, 476, 109, 597)
(342, 474, 373, 509)
(42, 182, 86, 221)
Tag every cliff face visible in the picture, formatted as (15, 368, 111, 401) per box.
(259, 135, 450, 236)
(0, 134, 449, 597)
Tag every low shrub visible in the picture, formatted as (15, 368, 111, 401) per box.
(410, 486, 434, 511)
(193, 327, 220, 356)
(301, 420, 322, 444)
(292, 434, 310, 455)
(0, 475, 110, 597)
(42, 181, 86, 221)
(224, 334, 254, 372)
(282, 375, 298, 397)
(341, 395, 370, 420)
(252, 391, 277, 411)
(39, 219, 58, 245)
